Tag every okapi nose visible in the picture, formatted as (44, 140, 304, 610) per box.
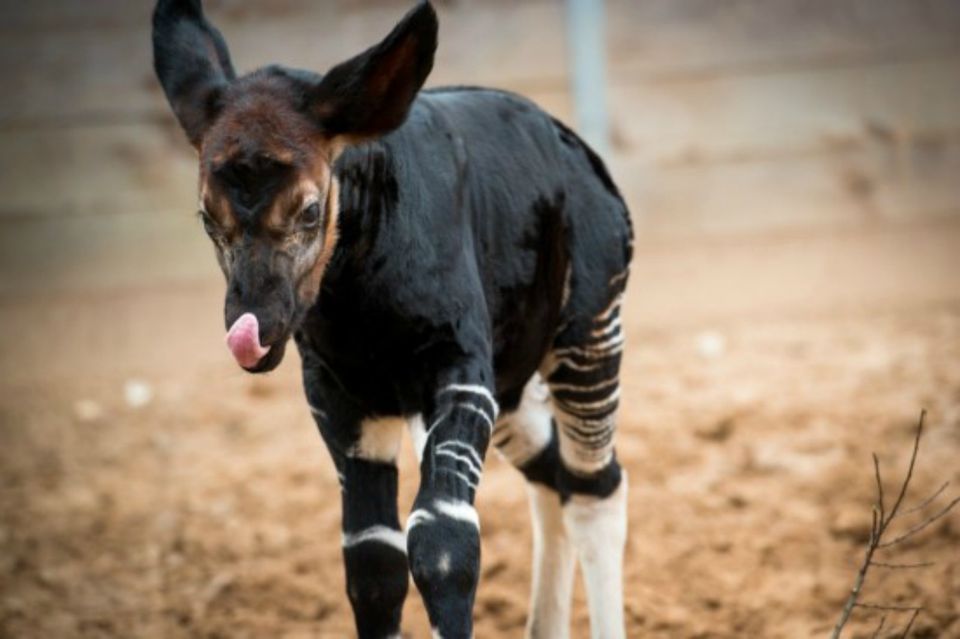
(225, 313, 271, 369)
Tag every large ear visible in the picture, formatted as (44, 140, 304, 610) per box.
(310, 1, 438, 140)
(152, 0, 236, 148)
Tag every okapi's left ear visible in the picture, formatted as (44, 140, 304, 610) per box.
(310, 1, 438, 140)
(152, 0, 236, 148)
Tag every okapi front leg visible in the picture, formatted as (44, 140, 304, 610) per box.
(340, 438, 408, 639)
(407, 375, 497, 639)
(305, 364, 409, 639)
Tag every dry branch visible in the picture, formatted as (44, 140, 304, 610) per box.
(829, 410, 959, 639)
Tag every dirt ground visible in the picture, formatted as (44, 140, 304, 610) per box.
(2, 220, 959, 639)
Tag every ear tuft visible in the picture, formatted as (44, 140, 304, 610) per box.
(152, 0, 236, 147)
(310, 1, 439, 140)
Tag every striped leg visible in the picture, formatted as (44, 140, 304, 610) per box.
(493, 375, 575, 639)
(544, 287, 628, 639)
(406, 371, 497, 639)
(340, 418, 409, 639)
(304, 365, 408, 639)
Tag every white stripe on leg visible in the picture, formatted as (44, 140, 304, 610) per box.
(341, 525, 407, 554)
(407, 414, 427, 463)
(525, 484, 575, 639)
(562, 474, 628, 639)
(434, 499, 480, 529)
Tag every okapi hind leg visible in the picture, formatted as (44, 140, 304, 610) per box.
(493, 375, 576, 639)
(559, 468, 627, 639)
(543, 284, 629, 639)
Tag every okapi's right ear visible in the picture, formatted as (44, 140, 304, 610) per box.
(152, 0, 236, 148)
(309, 1, 438, 141)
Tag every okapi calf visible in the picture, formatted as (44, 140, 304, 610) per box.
(153, 1, 632, 637)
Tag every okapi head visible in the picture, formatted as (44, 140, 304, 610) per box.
(152, 0, 437, 372)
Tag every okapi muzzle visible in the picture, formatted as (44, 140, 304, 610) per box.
(222, 237, 296, 372)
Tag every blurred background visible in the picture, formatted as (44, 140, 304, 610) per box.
(1, 1, 958, 637)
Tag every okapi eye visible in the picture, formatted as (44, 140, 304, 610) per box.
(198, 210, 219, 237)
(301, 202, 322, 230)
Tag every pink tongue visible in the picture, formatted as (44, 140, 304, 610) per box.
(225, 313, 271, 369)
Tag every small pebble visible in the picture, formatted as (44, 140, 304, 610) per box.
(696, 330, 727, 359)
(124, 380, 153, 408)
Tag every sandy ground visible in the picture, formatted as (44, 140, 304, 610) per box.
(2, 218, 959, 639)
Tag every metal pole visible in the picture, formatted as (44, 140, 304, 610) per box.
(566, 0, 610, 158)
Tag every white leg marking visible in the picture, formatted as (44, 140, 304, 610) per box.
(407, 414, 427, 463)
(591, 316, 622, 338)
(563, 475, 628, 639)
(440, 383, 499, 417)
(448, 469, 478, 490)
(435, 449, 482, 479)
(342, 525, 407, 554)
(434, 441, 483, 491)
(437, 550, 452, 577)
(552, 332, 624, 359)
(424, 411, 449, 439)
(553, 390, 618, 475)
(456, 402, 494, 430)
(349, 416, 404, 463)
(557, 388, 621, 414)
(406, 508, 436, 532)
(596, 292, 624, 323)
(560, 263, 573, 310)
(549, 376, 619, 394)
(307, 401, 327, 421)
(608, 266, 630, 287)
(494, 374, 552, 467)
(555, 418, 616, 475)
(436, 440, 484, 472)
(545, 355, 606, 374)
(434, 499, 480, 529)
(525, 484, 575, 639)
(424, 402, 494, 442)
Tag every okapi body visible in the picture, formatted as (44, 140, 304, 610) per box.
(153, 1, 632, 637)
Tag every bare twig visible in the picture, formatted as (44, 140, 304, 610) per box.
(885, 410, 923, 522)
(830, 410, 959, 639)
(902, 481, 949, 517)
(871, 561, 934, 570)
(831, 529, 877, 637)
(854, 602, 923, 613)
(870, 615, 886, 639)
(873, 453, 886, 523)
(899, 609, 920, 638)
(878, 495, 960, 548)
